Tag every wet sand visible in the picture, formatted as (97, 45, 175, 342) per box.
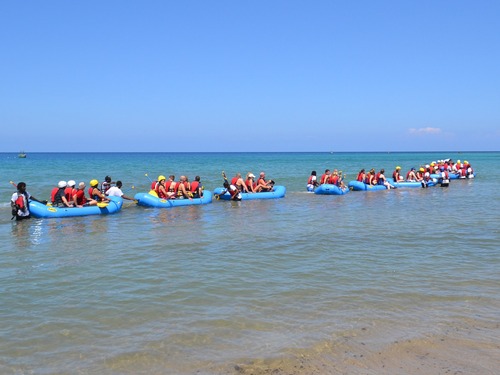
(213, 318, 500, 375)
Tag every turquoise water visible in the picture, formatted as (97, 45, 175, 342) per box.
(1, 152, 499, 374)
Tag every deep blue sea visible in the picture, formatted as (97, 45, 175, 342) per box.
(1, 152, 499, 374)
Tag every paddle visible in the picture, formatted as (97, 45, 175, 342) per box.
(97, 202, 109, 208)
(9, 180, 17, 188)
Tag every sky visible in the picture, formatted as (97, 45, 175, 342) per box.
(1, 0, 499, 152)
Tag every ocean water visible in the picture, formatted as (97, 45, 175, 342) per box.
(0, 152, 499, 374)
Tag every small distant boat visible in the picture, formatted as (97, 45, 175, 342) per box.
(18, 151, 27, 158)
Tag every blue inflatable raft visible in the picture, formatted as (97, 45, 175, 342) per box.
(431, 173, 475, 180)
(314, 184, 349, 195)
(213, 185, 286, 200)
(29, 196, 123, 218)
(134, 191, 212, 208)
(348, 181, 389, 191)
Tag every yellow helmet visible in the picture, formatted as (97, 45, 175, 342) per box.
(158, 175, 166, 181)
(396, 166, 401, 170)
(419, 167, 425, 172)
(90, 179, 99, 187)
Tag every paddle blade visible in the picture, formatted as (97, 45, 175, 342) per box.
(97, 202, 109, 208)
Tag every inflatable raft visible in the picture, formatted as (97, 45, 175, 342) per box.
(213, 185, 286, 200)
(431, 173, 475, 180)
(134, 191, 212, 208)
(314, 184, 349, 195)
(29, 196, 123, 218)
(349, 179, 437, 191)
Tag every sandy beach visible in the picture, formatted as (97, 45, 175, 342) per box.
(213, 317, 500, 375)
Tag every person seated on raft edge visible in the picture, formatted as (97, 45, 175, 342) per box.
(255, 172, 275, 192)
(330, 169, 347, 189)
(307, 171, 319, 191)
(356, 169, 366, 182)
(89, 179, 110, 203)
(222, 181, 242, 201)
(64, 180, 77, 202)
(154, 175, 176, 199)
(364, 169, 377, 185)
(231, 172, 249, 193)
(406, 167, 418, 182)
(53, 181, 74, 207)
(190, 176, 203, 198)
(245, 172, 257, 193)
(376, 169, 395, 189)
(392, 166, 405, 182)
(320, 169, 331, 185)
(73, 182, 98, 207)
(177, 176, 193, 200)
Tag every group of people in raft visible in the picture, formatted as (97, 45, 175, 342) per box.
(151, 175, 204, 200)
(307, 158, 475, 191)
(10, 176, 133, 220)
(220, 171, 276, 201)
(50, 176, 135, 208)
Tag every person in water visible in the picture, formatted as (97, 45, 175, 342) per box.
(11, 182, 47, 221)
(221, 181, 242, 201)
(106, 181, 135, 201)
(307, 171, 319, 191)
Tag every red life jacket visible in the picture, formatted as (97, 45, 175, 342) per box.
(320, 174, 328, 184)
(330, 175, 339, 186)
(51, 187, 58, 203)
(65, 187, 75, 201)
(231, 177, 238, 185)
(15, 194, 26, 209)
(356, 173, 364, 182)
(151, 181, 157, 190)
(190, 181, 200, 192)
(167, 181, 178, 193)
(307, 176, 315, 184)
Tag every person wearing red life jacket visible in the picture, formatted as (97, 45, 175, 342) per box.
(439, 166, 450, 187)
(356, 169, 366, 182)
(246, 172, 257, 193)
(73, 182, 98, 207)
(255, 172, 274, 192)
(307, 171, 319, 192)
(406, 167, 418, 182)
(11, 182, 47, 221)
(177, 176, 193, 200)
(231, 172, 249, 193)
(190, 176, 204, 198)
(392, 166, 404, 182)
(164, 175, 178, 198)
(65, 180, 77, 202)
(365, 169, 377, 185)
(222, 181, 242, 201)
(376, 169, 395, 189)
(320, 169, 331, 185)
(53, 181, 74, 207)
(88, 180, 110, 203)
(154, 176, 171, 199)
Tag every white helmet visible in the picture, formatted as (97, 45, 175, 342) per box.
(67, 180, 76, 187)
(58, 180, 67, 188)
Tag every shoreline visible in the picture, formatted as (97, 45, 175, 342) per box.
(210, 317, 500, 375)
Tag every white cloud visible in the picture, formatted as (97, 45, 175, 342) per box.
(408, 127, 442, 135)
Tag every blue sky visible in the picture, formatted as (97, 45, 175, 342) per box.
(1, 1, 499, 152)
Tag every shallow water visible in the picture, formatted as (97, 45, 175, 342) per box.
(0, 152, 499, 374)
